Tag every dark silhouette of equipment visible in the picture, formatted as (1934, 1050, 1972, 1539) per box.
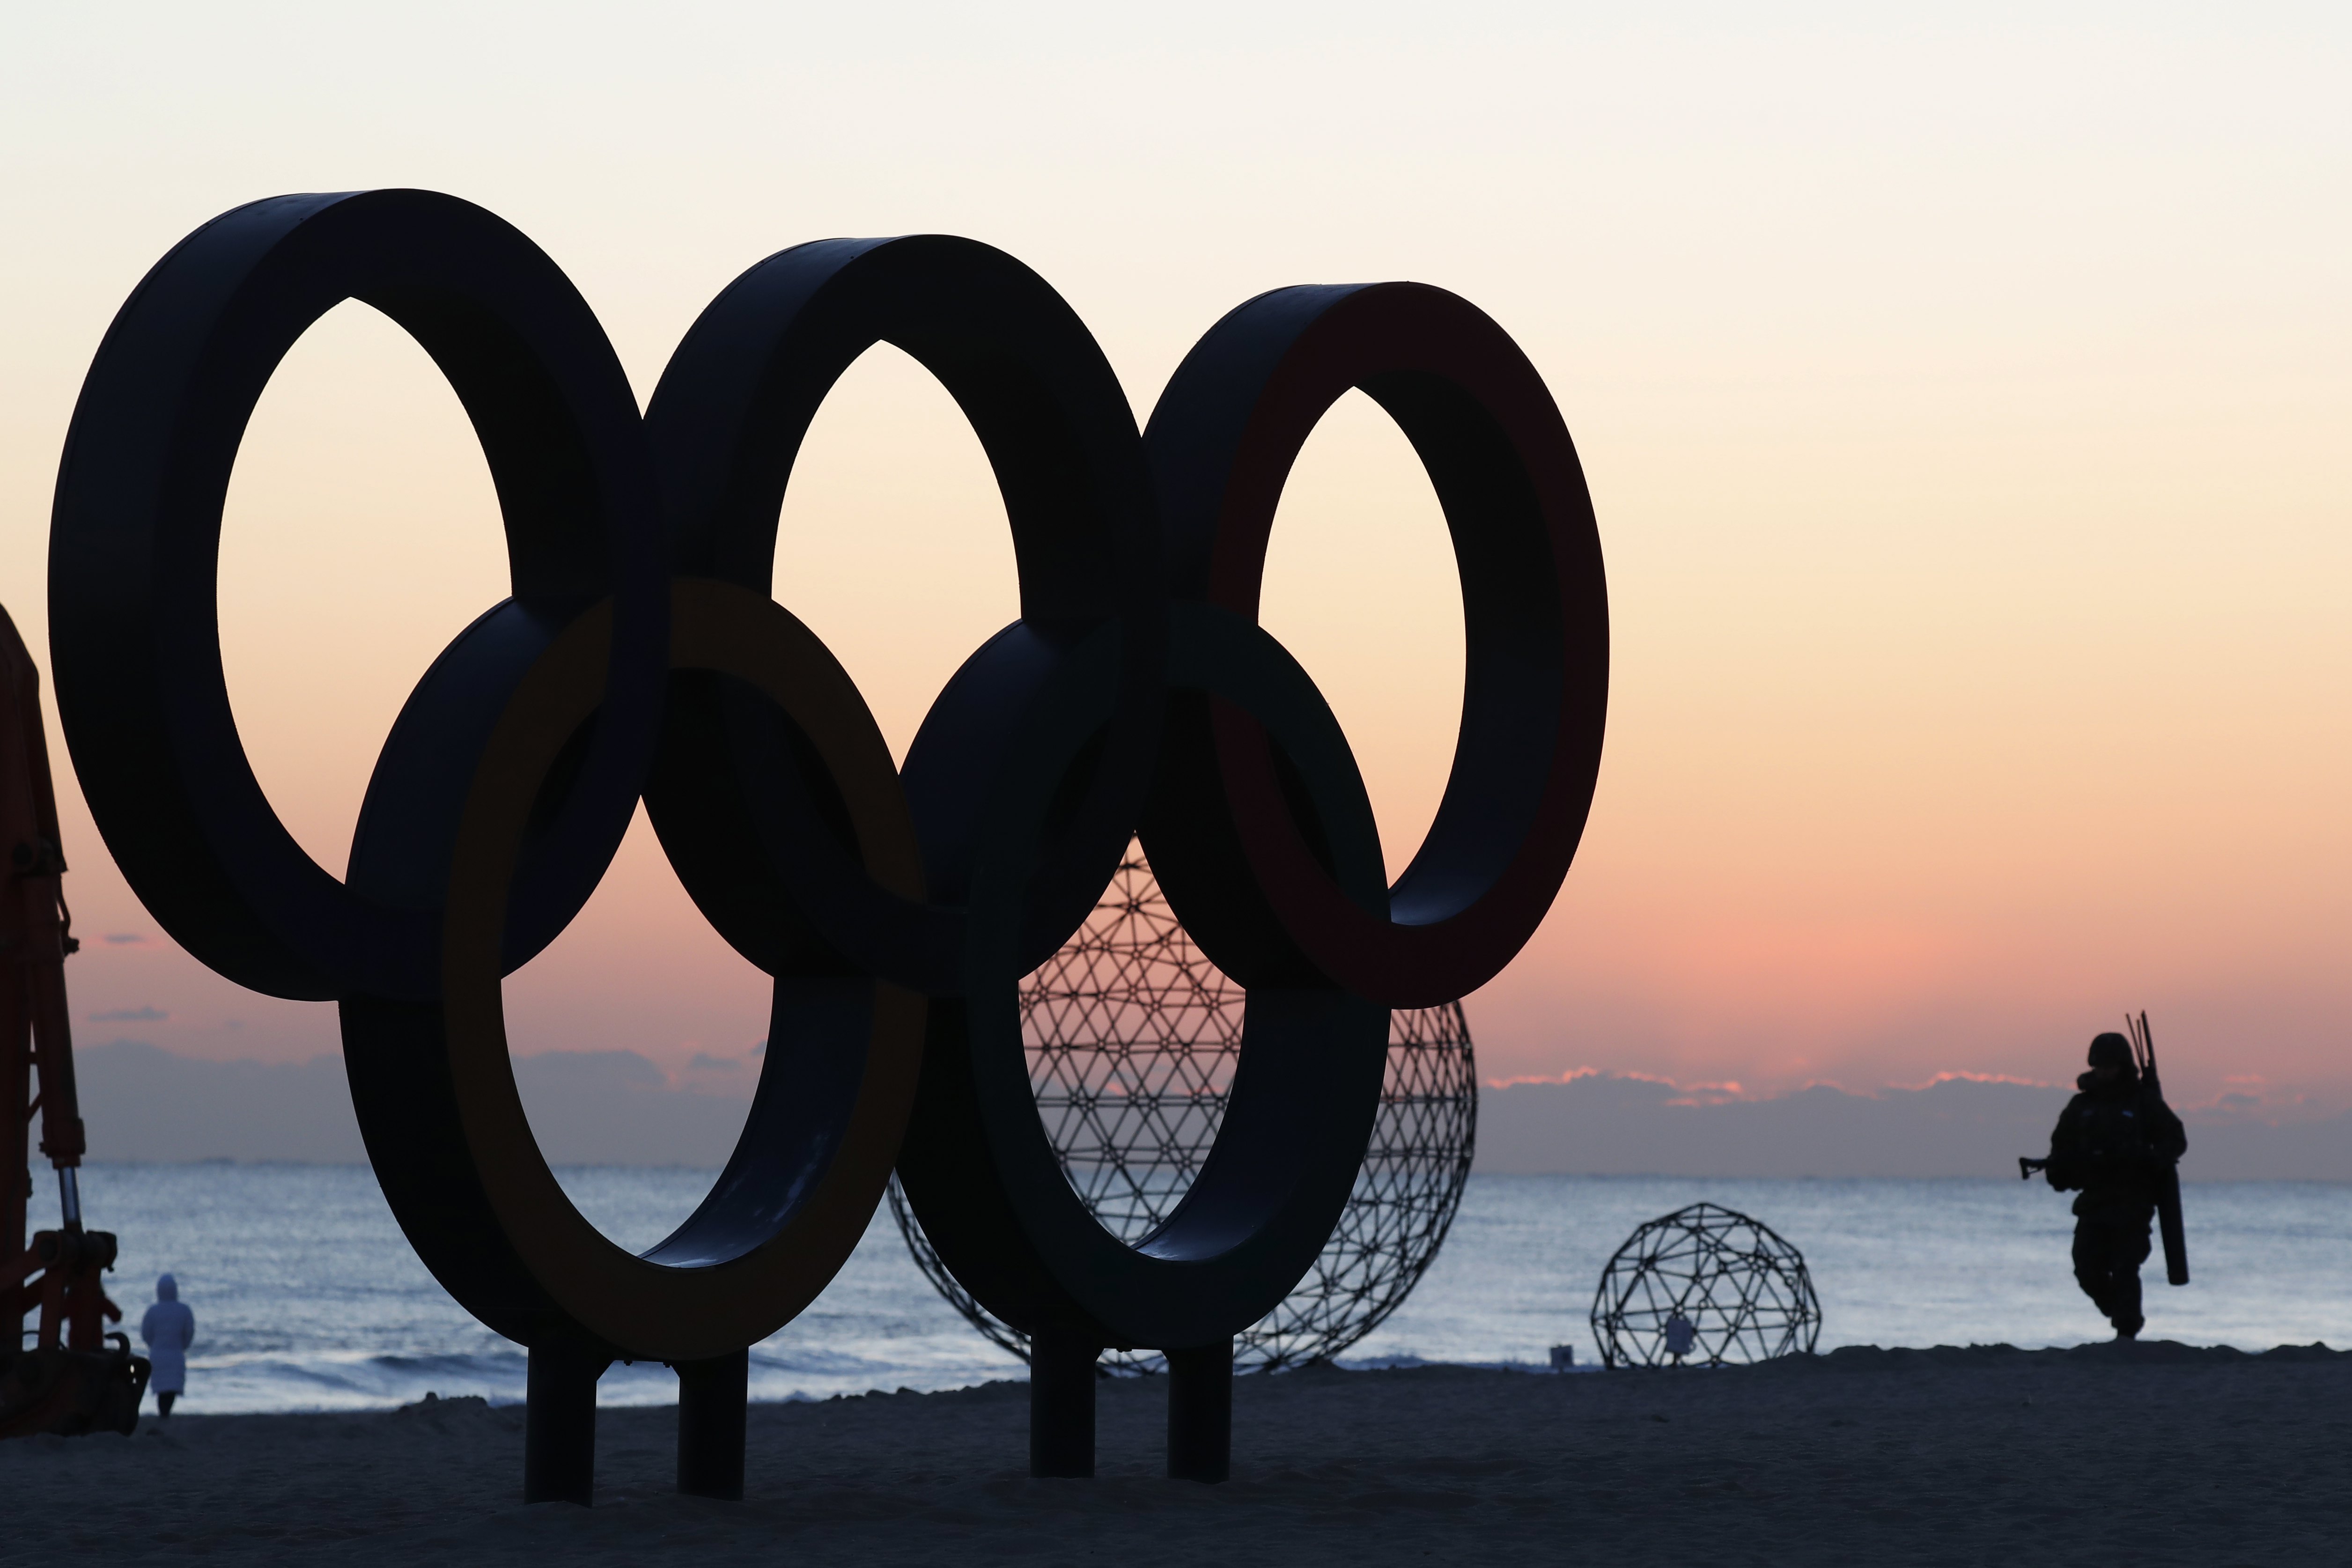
(1590, 1203, 1821, 1369)
(2130, 1012, 2190, 1286)
(2018, 1010, 2187, 1287)
(0, 605, 147, 1438)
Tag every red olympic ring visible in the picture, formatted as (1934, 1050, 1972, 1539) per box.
(1147, 282, 1610, 1009)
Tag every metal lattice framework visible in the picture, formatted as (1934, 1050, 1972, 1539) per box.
(889, 846, 1477, 1372)
(1589, 1202, 1821, 1369)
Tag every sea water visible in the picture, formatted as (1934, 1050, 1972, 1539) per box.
(59, 1164, 2352, 1413)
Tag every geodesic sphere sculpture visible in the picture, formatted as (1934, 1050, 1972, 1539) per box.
(1589, 1202, 1821, 1368)
(889, 847, 1477, 1372)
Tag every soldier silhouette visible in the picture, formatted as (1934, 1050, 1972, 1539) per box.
(2040, 1032, 2187, 1340)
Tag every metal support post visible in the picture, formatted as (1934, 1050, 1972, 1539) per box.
(524, 1344, 608, 1505)
(1029, 1332, 1100, 1478)
(675, 1347, 749, 1500)
(1166, 1338, 1231, 1483)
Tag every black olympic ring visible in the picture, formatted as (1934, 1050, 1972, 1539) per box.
(48, 189, 1607, 1496)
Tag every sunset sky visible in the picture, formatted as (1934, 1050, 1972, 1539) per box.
(2, 4, 2345, 1125)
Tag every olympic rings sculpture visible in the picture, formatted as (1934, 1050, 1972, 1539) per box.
(47, 189, 1607, 1498)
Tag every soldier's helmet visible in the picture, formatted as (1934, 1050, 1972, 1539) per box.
(2087, 1032, 2136, 1075)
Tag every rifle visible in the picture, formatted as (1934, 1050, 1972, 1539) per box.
(2129, 1011, 2190, 1286)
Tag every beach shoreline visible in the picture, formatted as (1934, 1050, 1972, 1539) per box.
(7, 1343, 2343, 1566)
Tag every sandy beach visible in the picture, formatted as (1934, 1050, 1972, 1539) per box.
(5, 1341, 2344, 1566)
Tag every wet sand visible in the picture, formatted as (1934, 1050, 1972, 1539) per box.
(5, 1342, 2344, 1566)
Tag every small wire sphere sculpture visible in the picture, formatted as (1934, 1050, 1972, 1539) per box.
(1589, 1202, 1821, 1368)
(888, 846, 1477, 1373)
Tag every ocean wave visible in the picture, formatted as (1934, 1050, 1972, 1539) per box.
(171, 1345, 1024, 1415)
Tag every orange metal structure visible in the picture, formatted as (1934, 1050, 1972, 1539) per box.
(0, 603, 146, 1436)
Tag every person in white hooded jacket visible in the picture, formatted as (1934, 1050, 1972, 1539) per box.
(140, 1274, 195, 1417)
